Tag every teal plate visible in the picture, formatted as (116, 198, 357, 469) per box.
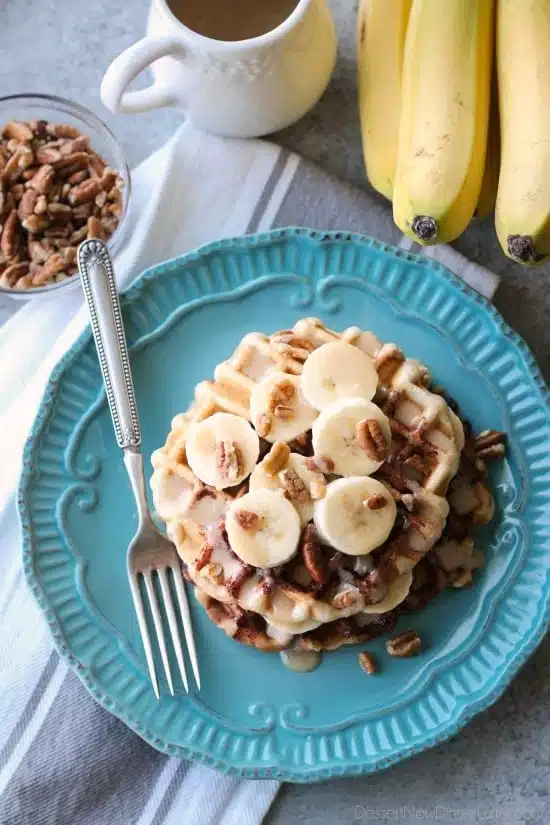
(19, 229, 550, 781)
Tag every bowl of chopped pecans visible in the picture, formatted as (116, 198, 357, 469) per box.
(0, 94, 130, 297)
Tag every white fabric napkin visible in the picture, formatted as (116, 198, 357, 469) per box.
(0, 121, 500, 825)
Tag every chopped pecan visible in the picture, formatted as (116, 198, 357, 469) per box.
(358, 651, 377, 675)
(306, 456, 335, 474)
(365, 493, 387, 510)
(450, 568, 473, 588)
(263, 441, 290, 475)
(215, 440, 243, 483)
(204, 562, 224, 584)
(68, 178, 101, 205)
(195, 540, 214, 572)
(69, 225, 88, 244)
(34, 194, 48, 215)
(226, 563, 253, 597)
(87, 215, 104, 240)
(233, 509, 264, 533)
(28, 163, 55, 194)
(31, 252, 66, 286)
(67, 169, 88, 186)
(474, 430, 506, 460)
(280, 468, 310, 503)
(47, 202, 72, 223)
(102, 167, 118, 190)
(59, 135, 90, 156)
(301, 524, 328, 585)
(17, 189, 37, 221)
(28, 238, 51, 263)
(36, 146, 62, 165)
(1, 210, 19, 258)
(255, 413, 273, 438)
(332, 589, 358, 610)
(356, 418, 389, 462)
(386, 629, 422, 658)
(0, 260, 29, 287)
(22, 213, 49, 233)
(2, 121, 33, 142)
(47, 123, 80, 139)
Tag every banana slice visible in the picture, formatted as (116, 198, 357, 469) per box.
(362, 571, 413, 614)
(226, 489, 301, 568)
(249, 452, 321, 526)
(312, 397, 391, 477)
(249, 372, 317, 443)
(186, 412, 260, 490)
(314, 477, 396, 556)
(300, 341, 379, 410)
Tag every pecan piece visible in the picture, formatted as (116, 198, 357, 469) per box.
(301, 524, 328, 585)
(48, 123, 81, 139)
(263, 441, 290, 475)
(358, 651, 378, 675)
(47, 202, 72, 223)
(18, 188, 37, 221)
(59, 135, 90, 155)
(386, 629, 422, 658)
(31, 252, 66, 286)
(233, 509, 264, 534)
(280, 468, 310, 503)
(0, 261, 29, 287)
(215, 440, 243, 483)
(332, 589, 358, 610)
(255, 413, 273, 439)
(36, 146, 62, 165)
(22, 213, 50, 233)
(195, 540, 214, 572)
(226, 563, 253, 597)
(68, 178, 102, 205)
(474, 430, 506, 460)
(67, 169, 88, 185)
(28, 163, 55, 195)
(364, 493, 387, 510)
(306, 456, 335, 474)
(356, 418, 389, 461)
(2, 121, 33, 142)
(0, 210, 20, 258)
(87, 216, 104, 240)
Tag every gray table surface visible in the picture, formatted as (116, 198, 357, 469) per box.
(2, 1, 549, 823)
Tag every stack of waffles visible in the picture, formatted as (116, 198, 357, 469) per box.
(150, 319, 504, 654)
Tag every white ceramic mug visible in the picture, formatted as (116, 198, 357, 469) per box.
(100, 0, 337, 138)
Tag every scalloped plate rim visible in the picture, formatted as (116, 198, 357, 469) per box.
(18, 227, 550, 782)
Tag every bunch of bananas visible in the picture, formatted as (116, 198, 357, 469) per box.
(358, 0, 550, 265)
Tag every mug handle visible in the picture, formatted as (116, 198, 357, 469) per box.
(101, 36, 186, 115)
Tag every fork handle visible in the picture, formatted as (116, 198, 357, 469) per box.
(77, 239, 141, 451)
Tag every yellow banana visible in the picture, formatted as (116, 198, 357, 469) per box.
(495, 0, 550, 265)
(393, 0, 494, 245)
(476, 74, 500, 220)
(357, 0, 412, 201)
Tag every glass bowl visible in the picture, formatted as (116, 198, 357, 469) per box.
(0, 94, 131, 300)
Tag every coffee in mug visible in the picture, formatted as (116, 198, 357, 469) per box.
(166, 0, 299, 41)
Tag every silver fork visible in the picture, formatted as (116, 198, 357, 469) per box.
(77, 238, 200, 699)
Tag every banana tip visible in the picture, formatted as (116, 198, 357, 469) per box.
(507, 235, 542, 264)
(411, 216, 438, 243)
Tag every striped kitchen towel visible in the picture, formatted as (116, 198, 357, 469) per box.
(0, 122, 500, 825)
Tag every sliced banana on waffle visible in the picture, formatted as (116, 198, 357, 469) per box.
(249, 452, 322, 526)
(314, 477, 396, 556)
(300, 341, 379, 410)
(226, 489, 301, 568)
(312, 397, 391, 477)
(186, 412, 260, 490)
(249, 372, 317, 443)
(362, 570, 413, 614)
